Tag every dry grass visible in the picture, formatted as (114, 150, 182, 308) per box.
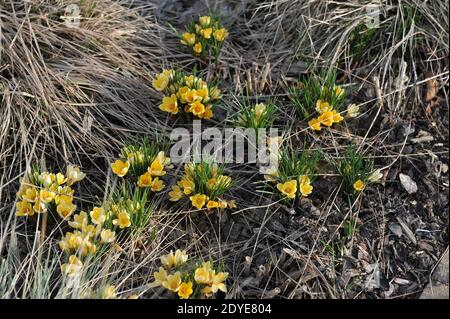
(0, 0, 448, 299)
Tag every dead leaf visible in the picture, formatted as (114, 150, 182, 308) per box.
(396, 217, 417, 245)
(425, 73, 439, 115)
(425, 76, 438, 103)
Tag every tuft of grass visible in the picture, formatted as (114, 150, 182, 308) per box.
(233, 96, 277, 130)
(331, 146, 374, 196)
(288, 70, 346, 120)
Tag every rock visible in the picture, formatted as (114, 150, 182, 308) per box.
(399, 173, 418, 194)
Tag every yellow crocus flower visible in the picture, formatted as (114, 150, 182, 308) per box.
(315, 100, 332, 114)
(111, 159, 130, 177)
(190, 194, 208, 209)
(152, 267, 168, 287)
(90, 207, 105, 225)
(254, 103, 266, 120)
(210, 271, 228, 293)
(68, 211, 88, 229)
(16, 201, 34, 217)
(196, 88, 209, 101)
(318, 111, 334, 127)
(163, 272, 182, 292)
(112, 211, 131, 229)
(193, 42, 202, 55)
(177, 86, 190, 101)
(308, 118, 321, 131)
(181, 32, 196, 46)
(56, 201, 76, 219)
(194, 262, 213, 284)
(137, 172, 153, 187)
(174, 249, 188, 266)
(346, 104, 360, 118)
(169, 185, 184, 202)
(161, 249, 188, 269)
(213, 28, 229, 42)
(299, 175, 313, 197)
(152, 73, 169, 92)
(178, 282, 193, 299)
(199, 105, 213, 119)
(159, 94, 179, 115)
(334, 85, 345, 98)
(66, 165, 86, 186)
(150, 177, 165, 192)
(200, 27, 213, 39)
(61, 255, 83, 277)
(38, 172, 54, 188)
(100, 229, 116, 243)
(161, 250, 176, 269)
(276, 180, 297, 199)
(353, 179, 365, 192)
(206, 200, 220, 209)
(199, 16, 211, 27)
(189, 100, 206, 116)
(39, 189, 55, 204)
(22, 187, 38, 203)
(367, 169, 383, 183)
(331, 110, 344, 124)
(55, 172, 67, 185)
(209, 86, 221, 100)
(184, 75, 197, 88)
(148, 158, 166, 176)
(148, 267, 167, 288)
(183, 89, 200, 104)
(33, 199, 47, 214)
(217, 175, 232, 188)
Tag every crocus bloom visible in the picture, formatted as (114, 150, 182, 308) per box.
(90, 207, 105, 225)
(61, 255, 83, 277)
(113, 211, 131, 229)
(276, 180, 297, 199)
(152, 73, 169, 91)
(199, 16, 211, 27)
(254, 103, 266, 120)
(159, 94, 179, 115)
(308, 118, 321, 131)
(69, 211, 88, 229)
(331, 110, 344, 124)
(148, 158, 166, 176)
(66, 165, 86, 186)
(163, 272, 182, 292)
(193, 42, 202, 54)
(178, 282, 193, 299)
(56, 201, 76, 219)
(137, 172, 153, 187)
(189, 100, 206, 116)
(346, 104, 359, 118)
(16, 201, 34, 217)
(190, 194, 208, 209)
(111, 160, 130, 177)
(200, 27, 213, 39)
(214, 28, 229, 42)
(150, 177, 165, 192)
(318, 111, 334, 127)
(353, 179, 365, 192)
(169, 185, 184, 201)
(181, 32, 196, 46)
(100, 229, 116, 243)
(315, 100, 332, 114)
(195, 263, 213, 284)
